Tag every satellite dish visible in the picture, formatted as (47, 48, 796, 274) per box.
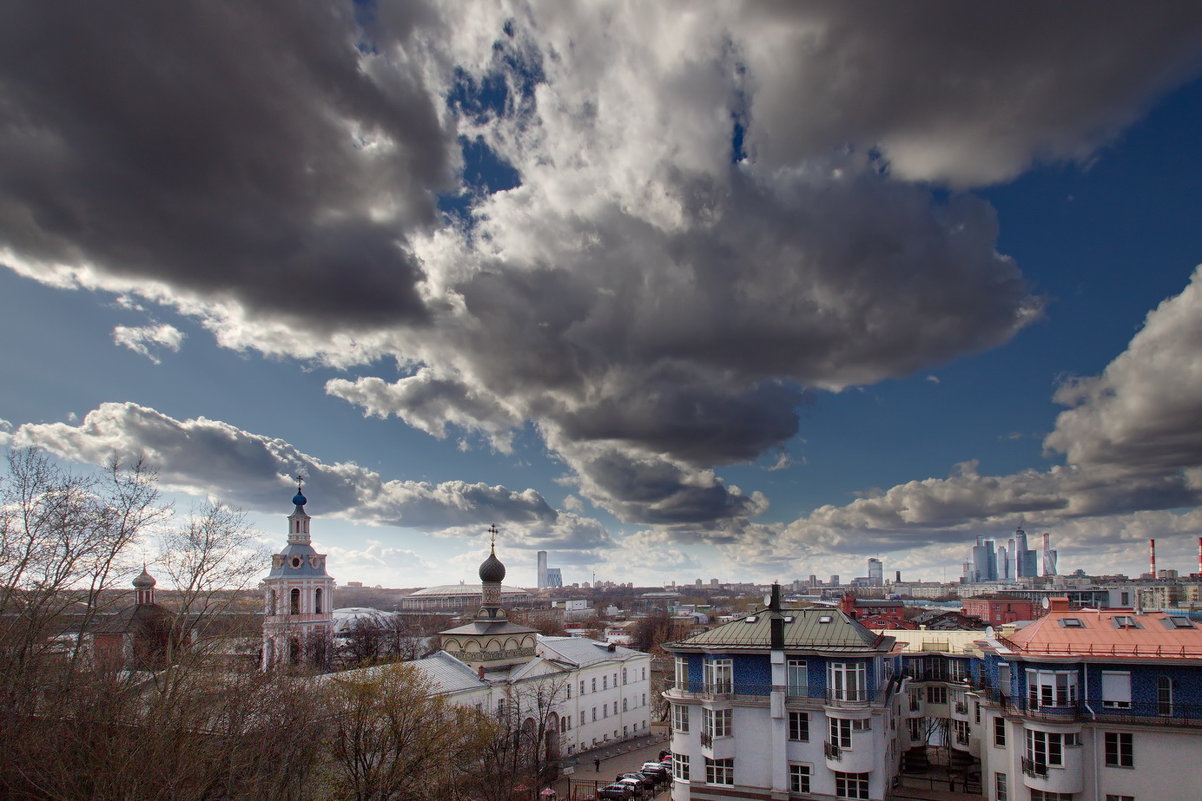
(764, 593, 773, 607)
(1041, 597, 1050, 609)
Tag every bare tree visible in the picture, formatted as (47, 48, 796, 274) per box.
(326, 663, 494, 801)
(473, 673, 571, 801)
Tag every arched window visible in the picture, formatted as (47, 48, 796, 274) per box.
(268, 588, 277, 615)
(290, 588, 301, 615)
(314, 587, 323, 614)
(1158, 676, 1173, 716)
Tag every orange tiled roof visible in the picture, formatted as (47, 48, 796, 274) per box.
(999, 599, 1202, 659)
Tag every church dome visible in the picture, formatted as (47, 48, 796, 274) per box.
(132, 566, 156, 589)
(479, 549, 506, 584)
(293, 490, 307, 507)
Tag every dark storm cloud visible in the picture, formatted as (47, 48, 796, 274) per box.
(739, 1, 1202, 185)
(0, 1, 452, 327)
(13, 402, 568, 531)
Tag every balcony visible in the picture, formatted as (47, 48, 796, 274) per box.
(824, 741, 842, 761)
(665, 681, 893, 707)
(985, 696, 1202, 729)
(954, 701, 969, 715)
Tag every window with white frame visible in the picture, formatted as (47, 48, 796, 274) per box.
(704, 658, 733, 693)
(675, 656, 688, 689)
(702, 707, 732, 739)
(1105, 795, 1135, 801)
(1029, 792, 1074, 801)
(834, 771, 869, 799)
(1104, 731, 1133, 768)
(1025, 729, 1069, 768)
(1158, 676, 1173, 716)
(828, 661, 867, 702)
(994, 772, 1007, 801)
(926, 685, 947, 704)
(672, 703, 689, 732)
(704, 757, 733, 785)
(1027, 669, 1078, 708)
(788, 764, 811, 794)
(788, 711, 809, 742)
(672, 754, 689, 781)
(787, 659, 808, 696)
(828, 716, 867, 748)
(1101, 671, 1132, 709)
(993, 716, 1006, 747)
(997, 662, 1011, 696)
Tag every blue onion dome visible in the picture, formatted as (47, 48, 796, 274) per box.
(293, 490, 307, 506)
(479, 548, 506, 584)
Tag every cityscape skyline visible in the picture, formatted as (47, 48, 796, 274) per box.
(3, 4, 1202, 588)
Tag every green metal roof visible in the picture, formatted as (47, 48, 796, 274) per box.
(666, 607, 893, 654)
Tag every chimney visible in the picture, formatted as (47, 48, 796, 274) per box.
(1197, 536, 1202, 577)
(477, 665, 485, 680)
(1150, 538, 1157, 577)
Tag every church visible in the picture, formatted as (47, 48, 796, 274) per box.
(261, 485, 653, 759)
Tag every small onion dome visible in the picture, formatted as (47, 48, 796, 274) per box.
(132, 566, 156, 589)
(293, 490, 307, 506)
(479, 549, 506, 584)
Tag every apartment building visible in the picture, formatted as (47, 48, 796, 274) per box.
(664, 587, 904, 801)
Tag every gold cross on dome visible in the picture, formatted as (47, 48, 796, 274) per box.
(489, 523, 499, 552)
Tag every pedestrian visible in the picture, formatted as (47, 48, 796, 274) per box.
(594, 758, 601, 773)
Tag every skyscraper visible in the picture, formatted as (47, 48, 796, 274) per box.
(537, 550, 548, 588)
(867, 557, 883, 586)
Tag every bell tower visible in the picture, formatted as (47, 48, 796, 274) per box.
(261, 477, 335, 670)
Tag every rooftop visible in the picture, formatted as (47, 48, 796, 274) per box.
(996, 597, 1202, 659)
(666, 606, 893, 653)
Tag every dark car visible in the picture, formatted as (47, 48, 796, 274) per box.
(617, 771, 656, 791)
(639, 762, 670, 783)
(597, 783, 636, 800)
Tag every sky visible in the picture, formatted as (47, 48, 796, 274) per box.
(3, 2, 1202, 589)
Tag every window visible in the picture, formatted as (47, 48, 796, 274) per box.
(1158, 676, 1173, 716)
(580, 680, 585, 695)
(994, 772, 1008, 801)
(314, 588, 323, 614)
(603, 675, 607, 690)
(289, 588, 300, 615)
(566, 684, 571, 699)
(788, 711, 809, 742)
(1027, 669, 1078, 709)
(1030, 793, 1075, 801)
(828, 662, 867, 702)
(1026, 729, 1068, 768)
(702, 707, 732, 739)
(926, 685, 947, 704)
(1113, 615, 1141, 629)
(704, 658, 733, 693)
(1166, 616, 1195, 629)
(1105, 732, 1133, 768)
(993, 716, 1006, 747)
(952, 719, 969, 746)
(592, 707, 596, 722)
(622, 698, 627, 712)
(1105, 796, 1135, 801)
(789, 764, 811, 794)
(1101, 671, 1132, 709)
(974, 701, 981, 724)
(592, 677, 597, 693)
(787, 659, 808, 696)
(672, 754, 689, 781)
(1059, 617, 1085, 628)
(909, 691, 921, 711)
(834, 771, 869, 800)
(907, 718, 923, 742)
(704, 757, 733, 786)
(997, 663, 1011, 696)
(623, 668, 628, 685)
(675, 657, 688, 688)
(828, 717, 866, 748)
(672, 703, 689, 732)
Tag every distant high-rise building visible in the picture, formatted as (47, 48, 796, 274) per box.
(1041, 532, 1057, 577)
(545, 567, 562, 588)
(537, 550, 548, 588)
(710, 578, 719, 586)
(867, 558, 883, 586)
(971, 537, 998, 582)
(808, 574, 818, 587)
(829, 574, 840, 586)
(695, 578, 703, 588)
(996, 545, 1010, 580)
(1013, 527, 1037, 578)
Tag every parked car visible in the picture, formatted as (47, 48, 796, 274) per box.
(617, 771, 655, 791)
(640, 762, 670, 780)
(615, 777, 645, 798)
(597, 783, 635, 801)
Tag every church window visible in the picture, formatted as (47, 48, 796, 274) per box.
(290, 588, 300, 615)
(314, 588, 323, 614)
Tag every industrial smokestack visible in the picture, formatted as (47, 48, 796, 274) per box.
(1150, 538, 1157, 577)
(1197, 536, 1202, 577)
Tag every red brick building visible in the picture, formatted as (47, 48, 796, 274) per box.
(960, 595, 1039, 625)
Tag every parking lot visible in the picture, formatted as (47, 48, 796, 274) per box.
(555, 725, 671, 801)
